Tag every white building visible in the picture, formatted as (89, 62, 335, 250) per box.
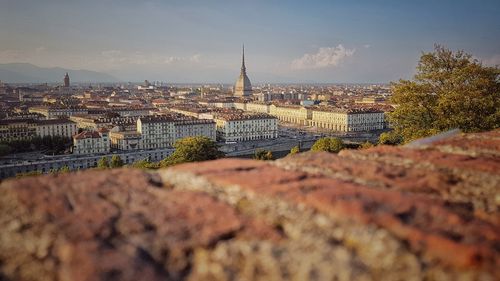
(73, 128, 110, 155)
(214, 112, 278, 142)
(36, 119, 77, 138)
(173, 119, 216, 142)
(137, 116, 175, 149)
(309, 107, 385, 132)
(109, 131, 143, 151)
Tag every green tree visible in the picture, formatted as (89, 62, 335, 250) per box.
(59, 166, 71, 173)
(160, 136, 224, 167)
(16, 171, 42, 178)
(0, 144, 11, 156)
(254, 149, 273, 160)
(378, 131, 403, 145)
(289, 145, 300, 155)
(131, 159, 159, 169)
(390, 45, 500, 143)
(110, 155, 124, 168)
(360, 141, 375, 149)
(97, 156, 110, 169)
(311, 137, 345, 153)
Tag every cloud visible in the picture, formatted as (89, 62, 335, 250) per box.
(363, 44, 371, 49)
(291, 45, 355, 70)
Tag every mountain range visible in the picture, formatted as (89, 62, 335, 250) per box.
(0, 63, 119, 83)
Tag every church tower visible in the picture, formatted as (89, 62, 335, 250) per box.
(234, 45, 252, 97)
(64, 72, 70, 87)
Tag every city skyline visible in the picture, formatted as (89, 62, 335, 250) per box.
(1, 0, 499, 83)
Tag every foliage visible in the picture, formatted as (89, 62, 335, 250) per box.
(16, 171, 42, 178)
(110, 155, 124, 168)
(289, 145, 300, 155)
(1, 136, 71, 155)
(311, 137, 345, 153)
(97, 156, 110, 169)
(359, 141, 375, 149)
(160, 136, 224, 167)
(389, 45, 500, 143)
(58, 166, 71, 173)
(0, 144, 12, 156)
(254, 149, 273, 160)
(131, 159, 159, 169)
(378, 131, 403, 145)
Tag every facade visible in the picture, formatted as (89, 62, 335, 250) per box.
(173, 119, 216, 142)
(0, 120, 37, 141)
(214, 113, 278, 142)
(73, 128, 110, 155)
(29, 106, 88, 119)
(234, 46, 253, 97)
(0, 148, 174, 179)
(35, 119, 77, 138)
(269, 104, 311, 125)
(109, 131, 142, 151)
(309, 107, 385, 132)
(137, 116, 175, 149)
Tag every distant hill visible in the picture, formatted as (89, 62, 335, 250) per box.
(0, 63, 119, 83)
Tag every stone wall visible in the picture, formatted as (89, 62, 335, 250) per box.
(0, 130, 499, 280)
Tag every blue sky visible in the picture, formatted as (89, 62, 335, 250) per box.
(1, 0, 499, 83)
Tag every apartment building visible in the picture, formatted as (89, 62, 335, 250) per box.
(73, 128, 110, 155)
(137, 116, 175, 149)
(109, 131, 142, 151)
(36, 119, 77, 138)
(29, 106, 88, 119)
(214, 112, 278, 142)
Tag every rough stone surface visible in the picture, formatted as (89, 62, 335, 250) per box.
(1, 131, 499, 280)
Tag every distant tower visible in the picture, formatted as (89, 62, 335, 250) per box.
(234, 45, 253, 97)
(64, 72, 70, 87)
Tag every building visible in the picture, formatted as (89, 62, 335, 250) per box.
(234, 45, 253, 97)
(109, 131, 142, 151)
(0, 119, 37, 141)
(64, 72, 70, 87)
(0, 119, 77, 141)
(269, 104, 311, 125)
(29, 106, 88, 119)
(214, 112, 278, 142)
(35, 119, 77, 138)
(309, 107, 385, 132)
(137, 116, 176, 149)
(173, 119, 216, 142)
(72, 128, 110, 155)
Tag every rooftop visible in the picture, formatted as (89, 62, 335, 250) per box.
(0, 130, 499, 280)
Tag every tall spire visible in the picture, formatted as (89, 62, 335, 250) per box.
(241, 44, 246, 73)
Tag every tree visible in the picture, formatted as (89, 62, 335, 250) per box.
(16, 171, 42, 178)
(390, 45, 500, 143)
(254, 149, 273, 160)
(289, 145, 300, 155)
(97, 156, 110, 169)
(59, 166, 71, 173)
(160, 136, 224, 167)
(131, 159, 159, 169)
(360, 141, 375, 149)
(110, 155, 124, 168)
(378, 131, 403, 145)
(0, 144, 11, 156)
(311, 137, 345, 153)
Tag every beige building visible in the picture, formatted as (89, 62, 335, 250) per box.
(309, 107, 385, 132)
(36, 119, 77, 138)
(0, 120, 37, 141)
(109, 131, 142, 151)
(29, 106, 87, 119)
(73, 128, 110, 155)
(234, 46, 253, 97)
(269, 104, 311, 125)
(214, 112, 278, 142)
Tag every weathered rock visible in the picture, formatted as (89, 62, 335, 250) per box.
(0, 130, 499, 280)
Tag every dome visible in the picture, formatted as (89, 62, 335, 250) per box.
(234, 45, 253, 97)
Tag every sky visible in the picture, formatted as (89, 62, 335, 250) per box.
(0, 0, 499, 83)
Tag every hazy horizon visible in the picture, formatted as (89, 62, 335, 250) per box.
(1, 0, 499, 83)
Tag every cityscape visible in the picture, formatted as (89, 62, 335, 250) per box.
(0, 1, 498, 280)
